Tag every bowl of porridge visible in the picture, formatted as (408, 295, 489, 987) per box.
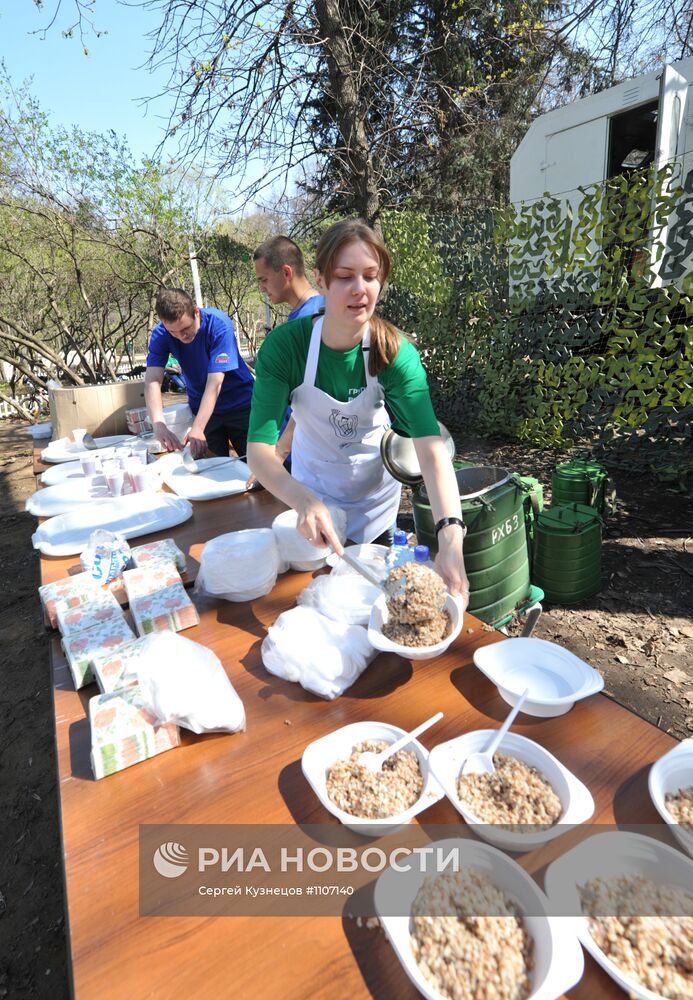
(545, 831, 693, 1000)
(374, 837, 585, 1000)
(428, 730, 594, 852)
(648, 738, 693, 858)
(302, 720, 445, 837)
(368, 563, 464, 661)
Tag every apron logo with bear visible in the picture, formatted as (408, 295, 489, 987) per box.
(329, 409, 359, 440)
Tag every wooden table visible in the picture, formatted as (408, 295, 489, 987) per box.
(44, 498, 679, 999)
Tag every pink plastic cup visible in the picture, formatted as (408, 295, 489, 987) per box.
(79, 453, 97, 476)
(105, 469, 125, 497)
(132, 468, 151, 493)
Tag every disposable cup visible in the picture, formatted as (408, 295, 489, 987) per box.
(124, 459, 143, 491)
(105, 469, 125, 497)
(72, 428, 87, 447)
(132, 468, 151, 493)
(79, 453, 97, 476)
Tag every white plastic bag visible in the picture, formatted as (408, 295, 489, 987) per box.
(261, 605, 375, 699)
(194, 529, 280, 601)
(135, 632, 246, 733)
(297, 574, 380, 626)
(271, 505, 347, 571)
(80, 529, 131, 584)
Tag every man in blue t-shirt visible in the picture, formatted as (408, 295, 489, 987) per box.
(145, 288, 254, 459)
(253, 236, 324, 321)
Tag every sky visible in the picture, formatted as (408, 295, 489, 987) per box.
(1, 1, 174, 162)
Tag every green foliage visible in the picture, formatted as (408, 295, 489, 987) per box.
(381, 164, 693, 486)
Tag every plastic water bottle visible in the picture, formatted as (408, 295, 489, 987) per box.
(387, 529, 413, 569)
(413, 544, 436, 570)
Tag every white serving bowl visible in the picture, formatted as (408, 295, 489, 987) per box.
(326, 543, 389, 581)
(272, 507, 347, 571)
(544, 831, 693, 1000)
(428, 730, 594, 853)
(473, 637, 604, 717)
(374, 837, 585, 1000)
(301, 720, 444, 837)
(648, 738, 693, 857)
(368, 593, 464, 662)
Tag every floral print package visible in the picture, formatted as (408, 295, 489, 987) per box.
(89, 685, 180, 779)
(130, 538, 187, 574)
(39, 572, 102, 629)
(90, 636, 151, 695)
(130, 583, 200, 636)
(56, 590, 125, 638)
(62, 615, 135, 689)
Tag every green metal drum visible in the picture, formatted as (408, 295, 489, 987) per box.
(552, 459, 613, 516)
(412, 466, 531, 625)
(533, 503, 602, 604)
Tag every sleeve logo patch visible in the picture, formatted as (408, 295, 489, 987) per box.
(214, 353, 230, 364)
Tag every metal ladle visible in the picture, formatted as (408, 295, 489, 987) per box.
(81, 433, 99, 451)
(181, 447, 246, 475)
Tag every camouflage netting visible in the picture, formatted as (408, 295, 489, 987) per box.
(381, 162, 693, 488)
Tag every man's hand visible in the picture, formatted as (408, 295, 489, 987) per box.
(153, 421, 183, 453)
(184, 426, 208, 459)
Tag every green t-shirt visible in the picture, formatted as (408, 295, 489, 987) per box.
(248, 316, 440, 444)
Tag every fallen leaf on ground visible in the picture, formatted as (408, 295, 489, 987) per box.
(663, 668, 687, 685)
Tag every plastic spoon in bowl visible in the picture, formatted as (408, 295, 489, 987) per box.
(358, 712, 444, 773)
(461, 689, 530, 775)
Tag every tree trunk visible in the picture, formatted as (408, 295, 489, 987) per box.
(313, 0, 381, 227)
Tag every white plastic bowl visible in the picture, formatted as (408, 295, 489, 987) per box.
(473, 637, 604, 717)
(326, 543, 389, 581)
(428, 730, 594, 853)
(272, 507, 347, 571)
(301, 720, 444, 837)
(368, 593, 464, 662)
(648, 738, 693, 857)
(544, 831, 693, 1000)
(374, 837, 585, 1000)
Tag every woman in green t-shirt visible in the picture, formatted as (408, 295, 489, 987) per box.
(246, 219, 468, 599)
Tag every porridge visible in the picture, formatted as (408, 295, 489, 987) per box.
(383, 562, 450, 648)
(326, 739, 423, 818)
(411, 867, 534, 1000)
(580, 875, 693, 999)
(456, 752, 562, 827)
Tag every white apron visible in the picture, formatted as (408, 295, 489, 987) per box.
(290, 317, 402, 543)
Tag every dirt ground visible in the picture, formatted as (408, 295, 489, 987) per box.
(0, 420, 691, 999)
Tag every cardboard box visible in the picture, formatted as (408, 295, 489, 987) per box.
(49, 380, 146, 438)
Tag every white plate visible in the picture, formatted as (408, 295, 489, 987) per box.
(302, 720, 445, 837)
(375, 837, 584, 1000)
(158, 453, 252, 501)
(31, 493, 192, 555)
(41, 435, 136, 463)
(428, 730, 594, 852)
(26, 478, 113, 517)
(40, 460, 86, 486)
(544, 832, 693, 1000)
(473, 637, 604, 716)
(648, 738, 693, 857)
(368, 593, 464, 662)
